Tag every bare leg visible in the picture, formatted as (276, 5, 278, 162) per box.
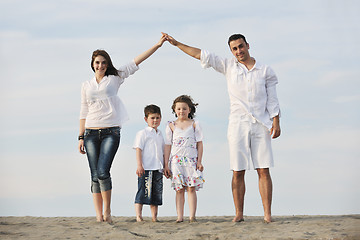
(187, 187, 197, 222)
(175, 188, 185, 222)
(135, 203, 144, 222)
(92, 193, 103, 222)
(232, 170, 245, 222)
(150, 205, 158, 222)
(257, 168, 273, 223)
(101, 190, 112, 223)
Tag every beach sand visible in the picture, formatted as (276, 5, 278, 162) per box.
(1, 215, 359, 239)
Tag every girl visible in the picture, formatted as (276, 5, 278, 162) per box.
(164, 95, 205, 223)
(78, 34, 166, 223)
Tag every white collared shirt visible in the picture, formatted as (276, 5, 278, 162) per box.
(200, 50, 280, 129)
(133, 127, 165, 171)
(80, 60, 139, 128)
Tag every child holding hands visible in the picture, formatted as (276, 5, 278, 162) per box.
(164, 95, 205, 223)
(133, 105, 166, 222)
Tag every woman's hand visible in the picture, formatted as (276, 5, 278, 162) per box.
(78, 140, 86, 154)
(162, 32, 178, 46)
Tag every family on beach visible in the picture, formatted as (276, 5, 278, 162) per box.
(78, 33, 281, 224)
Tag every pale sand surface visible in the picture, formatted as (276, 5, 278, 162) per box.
(1, 215, 359, 240)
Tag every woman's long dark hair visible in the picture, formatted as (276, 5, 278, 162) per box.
(91, 49, 119, 76)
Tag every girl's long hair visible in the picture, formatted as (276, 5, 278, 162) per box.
(172, 95, 199, 119)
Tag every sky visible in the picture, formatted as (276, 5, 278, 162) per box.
(1, 0, 359, 218)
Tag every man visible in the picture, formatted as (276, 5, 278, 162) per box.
(163, 33, 281, 223)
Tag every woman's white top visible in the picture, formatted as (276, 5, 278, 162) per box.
(80, 61, 139, 128)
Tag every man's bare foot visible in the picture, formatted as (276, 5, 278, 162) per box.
(232, 216, 244, 222)
(263, 217, 272, 223)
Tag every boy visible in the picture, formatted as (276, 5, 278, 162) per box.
(133, 104, 165, 222)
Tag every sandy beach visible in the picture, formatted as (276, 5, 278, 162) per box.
(0, 215, 359, 239)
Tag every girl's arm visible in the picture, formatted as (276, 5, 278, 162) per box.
(163, 145, 172, 178)
(196, 141, 204, 171)
(136, 148, 145, 177)
(78, 119, 86, 154)
(134, 34, 167, 66)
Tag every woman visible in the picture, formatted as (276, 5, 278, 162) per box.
(78, 34, 166, 223)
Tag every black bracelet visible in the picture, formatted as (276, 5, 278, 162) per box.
(78, 135, 84, 140)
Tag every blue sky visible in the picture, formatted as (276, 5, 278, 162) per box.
(1, 0, 359, 217)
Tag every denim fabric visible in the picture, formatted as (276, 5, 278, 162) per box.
(84, 127, 120, 193)
(135, 170, 163, 205)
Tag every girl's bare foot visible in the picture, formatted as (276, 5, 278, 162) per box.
(189, 217, 197, 223)
(104, 214, 113, 224)
(96, 215, 104, 222)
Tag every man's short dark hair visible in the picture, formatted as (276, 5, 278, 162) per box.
(228, 34, 248, 46)
(144, 104, 161, 118)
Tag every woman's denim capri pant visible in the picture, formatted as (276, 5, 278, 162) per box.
(84, 127, 120, 193)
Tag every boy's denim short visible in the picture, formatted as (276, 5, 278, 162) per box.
(135, 170, 163, 206)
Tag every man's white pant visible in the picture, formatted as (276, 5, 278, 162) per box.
(228, 116, 274, 171)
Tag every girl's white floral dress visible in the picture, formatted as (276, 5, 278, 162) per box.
(165, 121, 205, 191)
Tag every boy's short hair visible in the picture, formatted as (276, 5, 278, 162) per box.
(228, 33, 248, 46)
(144, 104, 162, 118)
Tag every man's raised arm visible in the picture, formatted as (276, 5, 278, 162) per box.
(163, 32, 201, 60)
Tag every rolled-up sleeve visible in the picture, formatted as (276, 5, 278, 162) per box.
(265, 67, 281, 119)
(200, 50, 227, 74)
(118, 60, 140, 79)
(79, 83, 88, 120)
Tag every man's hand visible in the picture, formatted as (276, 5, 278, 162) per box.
(162, 32, 178, 46)
(270, 116, 281, 139)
